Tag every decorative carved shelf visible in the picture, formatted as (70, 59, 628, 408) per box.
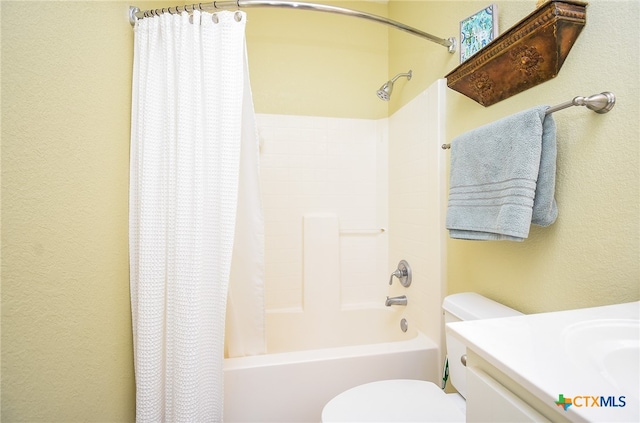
(445, 1, 587, 107)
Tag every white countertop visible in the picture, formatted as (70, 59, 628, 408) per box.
(447, 301, 640, 422)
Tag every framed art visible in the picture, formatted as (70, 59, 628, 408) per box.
(460, 4, 499, 63)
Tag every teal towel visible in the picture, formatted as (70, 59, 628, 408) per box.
(446, 106, 558, 241)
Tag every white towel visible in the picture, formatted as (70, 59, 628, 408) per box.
(446, 106, 557, 241)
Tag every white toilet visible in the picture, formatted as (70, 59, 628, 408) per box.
(321, 293, 522, 422)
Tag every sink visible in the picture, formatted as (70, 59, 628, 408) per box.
(449, 302, 639, 422)
(563, 319, 639, 398)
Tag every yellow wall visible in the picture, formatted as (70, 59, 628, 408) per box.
(1, 1, 136, 420)
(246, 0, 389, 118)
(390, 0, 639, 313)
(2, 0, 638, 421)
(388, 1, 462, 109)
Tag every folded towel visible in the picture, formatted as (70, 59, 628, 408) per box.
(446, 106, 557, 241)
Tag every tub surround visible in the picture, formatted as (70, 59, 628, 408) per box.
(266, 306, 413, 354)
(257, 114, 389, 310)
(227, 207, 437, 421)
(388, 79, 449, 365)
(254, 78, 448, 358)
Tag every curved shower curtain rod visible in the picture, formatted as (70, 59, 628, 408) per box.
(129, 1, 457, 53)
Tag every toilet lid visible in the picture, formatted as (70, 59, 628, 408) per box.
(321, 379, 465, 422)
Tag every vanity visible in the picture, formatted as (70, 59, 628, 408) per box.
(446, 301, 639, 422)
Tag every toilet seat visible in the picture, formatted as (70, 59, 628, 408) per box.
(321, 379, 465, 422)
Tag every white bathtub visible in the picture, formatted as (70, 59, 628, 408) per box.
(223, 307, 439, 422)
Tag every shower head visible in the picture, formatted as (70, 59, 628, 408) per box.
(376, 83, 393, 102)
(376, 70, 412, 101)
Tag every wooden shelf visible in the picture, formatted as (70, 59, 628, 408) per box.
(445, 1, 587, 107)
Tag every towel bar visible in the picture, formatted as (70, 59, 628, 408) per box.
(441, 91, 615, 149)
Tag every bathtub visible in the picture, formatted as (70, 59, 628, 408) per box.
(223, 307, 439, 422)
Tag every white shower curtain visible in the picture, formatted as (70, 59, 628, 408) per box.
(129, 10, 264, 422)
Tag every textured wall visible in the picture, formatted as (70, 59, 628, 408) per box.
(1, 1, 135, 421)
(246, 0, 389, 118)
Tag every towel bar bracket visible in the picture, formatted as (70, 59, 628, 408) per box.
(545, 91, 615, 115)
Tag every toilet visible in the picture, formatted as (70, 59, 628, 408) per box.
(321, 293, 522, 422)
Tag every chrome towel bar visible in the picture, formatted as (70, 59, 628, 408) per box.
(441, 91, 616, 150)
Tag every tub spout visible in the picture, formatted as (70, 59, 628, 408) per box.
(385, 295, 407, 306)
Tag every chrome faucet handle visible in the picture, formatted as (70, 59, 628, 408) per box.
(388, 260, 412, 287)
(388, 269, 403, 285)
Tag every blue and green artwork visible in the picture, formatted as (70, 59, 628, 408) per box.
(460, 4, 498, 62)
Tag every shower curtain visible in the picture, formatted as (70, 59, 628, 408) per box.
(129, 10, 264, 422)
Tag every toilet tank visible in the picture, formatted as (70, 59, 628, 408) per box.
(443, 293, 522, 399)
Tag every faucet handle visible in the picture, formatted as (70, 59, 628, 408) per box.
(388, 269, 402, 285)
(388, 260, 412, 287)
